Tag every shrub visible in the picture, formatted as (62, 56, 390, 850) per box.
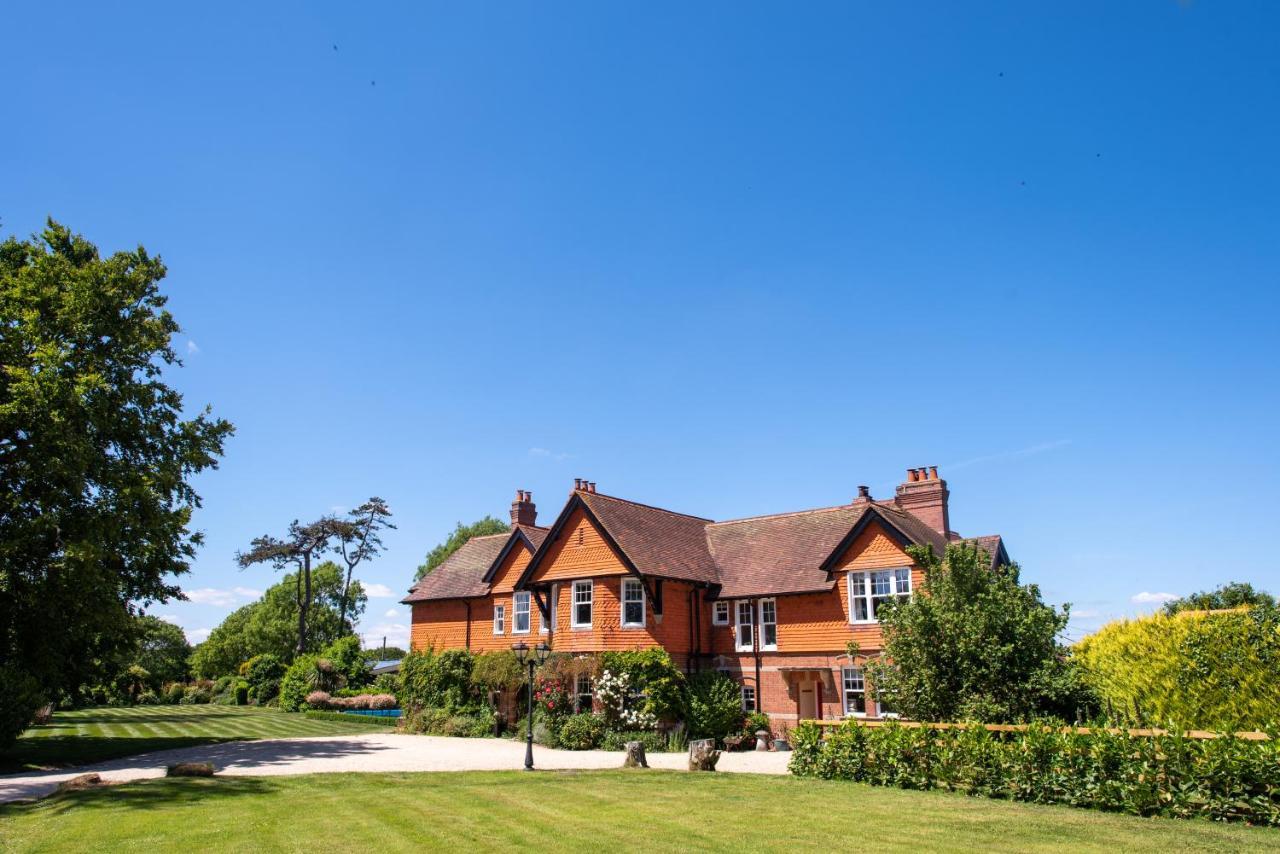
(234, 680, 249, 706)
(401, 705, 493, 737)
(471, 651, 525, 694)
(595, 670, 657, 730)
(600, 649, 685, 722)
(279, 655, 319, 712)
(556, 713, 607, 750)
(321, 636, 373, 690)
(685, 671, 743, 742)
(0, 665, 45, 748)
(137, 690, 161, 706)
(399, 648, 475, 712)
(744, 711, 771, 735)
(1076, 605, 1280, 731)
(242, 654, 286, 704)
(305, 691, 333, 709)
(162, 682, 186, 704)
(179, 684, 213, 705)
(789, 720, 1280, 826)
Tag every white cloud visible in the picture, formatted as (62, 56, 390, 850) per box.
(529, 447, 571, 461)
(186, 339, 200, 355)
(156, 614, 182, 625)
(187, 627, 212, 643)
(1131, 591, 1178, 605)
(1070, 608, 1102, 619)
(359, 621, 410, 650)
(363, 583, 396, 598)
(384, 608, 400, 618)
(184, 587, 261, 607)
(948, 439, 1072, 471)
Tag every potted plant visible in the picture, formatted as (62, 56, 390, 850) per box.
(773, 722, 792, 751)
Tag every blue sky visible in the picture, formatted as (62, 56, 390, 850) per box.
(4, 1, 1277, 649)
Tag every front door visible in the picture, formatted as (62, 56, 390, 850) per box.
(798, 680, 817, 721)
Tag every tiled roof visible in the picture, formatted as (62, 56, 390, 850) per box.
(408, 490, 1003, 602)
(707, 504, 862, 598)
(402, 533, 510, 602)
(578, 491, 719, 585)
(957, 534, 1007, 568)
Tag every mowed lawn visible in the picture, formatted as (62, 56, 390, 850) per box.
(2, 770, 1277, 853)
(2, 706, 385, 772)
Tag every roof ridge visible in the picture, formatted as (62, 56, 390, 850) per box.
(709, 503, 859, 526)
(584, 490, 714, 523)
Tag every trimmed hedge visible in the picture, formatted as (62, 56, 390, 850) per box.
(789, 721, 1280, 826)
(303, 710, 399, 727)
(1075, 606, 1280, 731)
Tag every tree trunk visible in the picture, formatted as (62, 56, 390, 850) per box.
(338, 563, 353, 635)
(623, 741, 648, 768)
(298, 553, 312, 654)
(688, 738, 720, 772)
(295, 569, 305, 655)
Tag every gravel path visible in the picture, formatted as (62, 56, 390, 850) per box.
(0, 733, 791, 803)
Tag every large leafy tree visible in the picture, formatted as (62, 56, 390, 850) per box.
(237, 519, 331, 655)
(415, 516, 507, 580)
(190, 562, 365, 678)
(132, 615, 193, 687)
(0, 221, 232, 745)
(863, 542, 1092, 723)
(1162, 581, 1275, 616)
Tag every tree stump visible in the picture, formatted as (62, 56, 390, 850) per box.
(623, 740, 649, 768)
(688, 738, 720, 772)
(166, 762, 215, 777)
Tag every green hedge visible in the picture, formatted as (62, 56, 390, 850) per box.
(789, 721, 1280, 825)
(1075, 606, 1280, 731)
(302, 710, 399, 727)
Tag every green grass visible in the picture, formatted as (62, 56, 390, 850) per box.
(2, 770, 1277, 853)
(2, 705, 386, 772)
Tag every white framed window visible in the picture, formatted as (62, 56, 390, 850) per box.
(848, 568, 912, 623)
(513, 591, 531, 634)
(572, 580, 593, 628)
(842, 666, 867, 716)
(758, 598, 777, 650)
(493, 604, 506, 635)
(741, 684, 756, 712)
(575, 672, 593, 712)
(734, 600, 754, 651)
(712, 601, 729, 625)
(621, 578, 645, 627)
(876, 696, 900, 719)
(541, 584, 557, 634)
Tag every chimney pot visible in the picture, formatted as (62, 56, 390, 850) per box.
(857, 485, 871, 499)
(574, 478, 582, 490)
(929, 465, 939, 480)
(907, 468, 919, 482)
(510, 487, 537, 528)
(588, 482, 596, 493)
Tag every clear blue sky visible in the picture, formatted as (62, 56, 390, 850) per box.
(4, 1, 1277, 649)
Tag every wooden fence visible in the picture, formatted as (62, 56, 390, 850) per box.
(800, 719, 1270, 741)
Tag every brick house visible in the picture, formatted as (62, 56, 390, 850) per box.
(404, 468, 1008, 725)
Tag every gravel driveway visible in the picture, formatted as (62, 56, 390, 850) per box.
(0, 733, 791, 803)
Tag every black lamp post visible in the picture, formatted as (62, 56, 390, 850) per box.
(512, 641, 551, 771)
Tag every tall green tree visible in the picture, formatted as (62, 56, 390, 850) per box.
(328, 497, 394, 633)
(237, 519, 331, 655)
(0, 220, 232, 746)
(863, 543, 1092, 723)
(415, 516, 508, 580)
(1162, 581, 1275, 616)
(190, 562, 365, 678)
(132, 615, 192, 687)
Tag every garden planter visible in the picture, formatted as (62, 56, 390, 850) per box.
(754, 729, 770, 751)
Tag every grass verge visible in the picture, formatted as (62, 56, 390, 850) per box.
(2, 770, 1277, 853)
(2, 705, 386, 773)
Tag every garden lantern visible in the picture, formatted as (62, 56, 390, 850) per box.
(512, 641, 551, 770)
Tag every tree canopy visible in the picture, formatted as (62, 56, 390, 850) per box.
(415, 516, 508, 580)
(863, 542, 1092, 724)
(190, 562, 365, 678)
(1161, 581, 1275, 616)
(132, 615, 193, 687)
(0, 220, 232, 746)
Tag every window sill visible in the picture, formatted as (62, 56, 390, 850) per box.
(570, 625, 593, 631)
(620, 624, 646, 630)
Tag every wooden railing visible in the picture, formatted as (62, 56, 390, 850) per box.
(799, 719, 1271, 741)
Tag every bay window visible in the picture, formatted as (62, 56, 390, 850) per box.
(848, 568, 912, 623)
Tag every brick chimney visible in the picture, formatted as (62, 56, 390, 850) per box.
(894, 466, 950, 535)
(510, 489, 537, 528)
(852, 485, 872, 505)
